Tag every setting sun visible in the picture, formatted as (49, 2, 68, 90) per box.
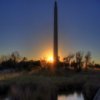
(47, 56, 54, 63)
(42, 49, 54, 63)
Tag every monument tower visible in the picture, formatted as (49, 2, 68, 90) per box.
(54, 0, 59, 66)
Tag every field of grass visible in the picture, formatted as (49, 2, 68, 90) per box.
(0, 69, 100, 100)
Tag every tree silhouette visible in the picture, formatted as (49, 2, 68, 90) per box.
(76, 51, 83, 72)
(10, 51, 21, 63)
(63, 54, 74, 68)
(85, 51, 91, 70)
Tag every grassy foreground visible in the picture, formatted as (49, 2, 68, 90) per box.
(0, 69, 100, 100)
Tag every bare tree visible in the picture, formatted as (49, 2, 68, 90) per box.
(63, 54, 74, 68)
(76, 51, 83, 71)
(10, 51, 21, 62)
(85, 51, 91, 70)
(22, 57, 27, 62)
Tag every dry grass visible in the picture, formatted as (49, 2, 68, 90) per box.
(0, 69, 100, 100)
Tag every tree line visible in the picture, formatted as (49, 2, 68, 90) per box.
(63, 51, 93, 71)
(0, 51, 41, 72)
(0, 51, 100, 72)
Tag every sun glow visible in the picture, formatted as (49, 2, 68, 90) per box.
(47, 56, 54, 63)
(42, 50, 54, 63)
(41, 49, 63, 63)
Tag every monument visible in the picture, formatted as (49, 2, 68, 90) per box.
(53, 0, 59, 67)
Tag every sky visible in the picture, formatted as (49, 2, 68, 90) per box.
(0, 0, 100, 63)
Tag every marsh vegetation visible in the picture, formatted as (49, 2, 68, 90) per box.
(0, 52, 100, 100)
